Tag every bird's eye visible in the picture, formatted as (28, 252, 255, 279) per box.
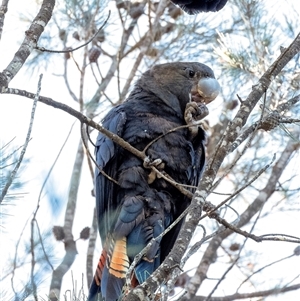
(189, 70, 195, 78)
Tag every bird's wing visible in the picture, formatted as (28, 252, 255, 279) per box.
(94, 106, 127, 244)
(93, 105, 170, 300)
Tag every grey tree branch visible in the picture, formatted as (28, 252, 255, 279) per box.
(86, 208, 98, 288)
(210, 32, 300, 172)
(182, 138, 300, 301)
(229, 94, 300, 153)
(48, 140, 84, 301)
(0, 0, 9, 41)
(0, 0, 55, 88)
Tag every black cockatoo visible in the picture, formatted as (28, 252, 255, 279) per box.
(171, 0, 228, 14)
(88, 62, 220, 301)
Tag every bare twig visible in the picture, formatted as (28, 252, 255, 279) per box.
(28, 74, 43, 301)
(10, 216, 31, 297)
(80, 122, 119, 185)
(86, 208, 98, 288)
(35, 11, 111, 54)
(212, 92, 268, 190)
(62, 54, 78, 102)
(206, 154, 276, 220)
(1, 74, 42, 204)
(80, 123, 94, 180)
(34, 220, 54, 270)
(205, 202, 265, 301)
(187, 283, 300, 301)
(236, 254, 294, 292)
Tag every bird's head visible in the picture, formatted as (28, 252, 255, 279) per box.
(139, 62, 220, 117)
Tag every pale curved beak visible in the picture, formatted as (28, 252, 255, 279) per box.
(197, 78, 221, 104)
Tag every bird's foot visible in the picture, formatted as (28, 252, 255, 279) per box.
(143, 157, 163, 168)
(184, 101, 209, 137)
(143, 157, 165, 184)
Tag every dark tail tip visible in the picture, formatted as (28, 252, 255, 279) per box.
(87, 278, 101, 301)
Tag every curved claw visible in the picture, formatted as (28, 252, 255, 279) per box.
(143, 157, 165, 184)
(185, 102, 209, 124)
(184, 102, 209, 138)
(143, 157, 163, 169)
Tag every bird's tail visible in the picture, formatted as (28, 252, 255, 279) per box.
(87, 248, 107, 301)
(88, 237, 130, 301)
